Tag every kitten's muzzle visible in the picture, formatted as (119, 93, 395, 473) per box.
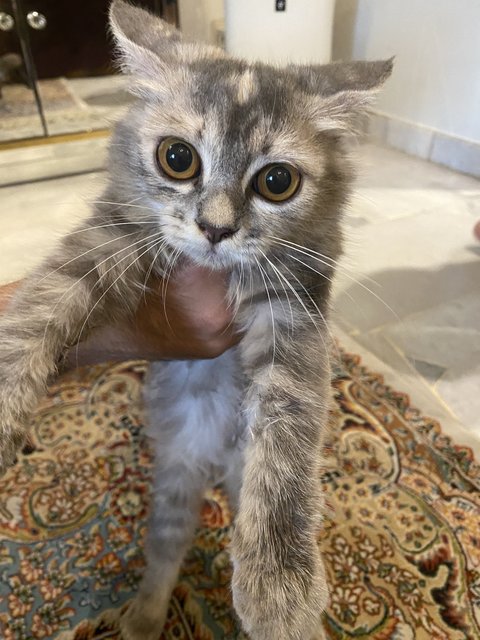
(196, 220, 238, 245)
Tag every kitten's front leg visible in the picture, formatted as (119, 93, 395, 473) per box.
(232, 326, 330, 640)
(0, 224, 153, 473)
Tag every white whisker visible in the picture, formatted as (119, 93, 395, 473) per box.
(73, 234, 165, 363)
(39, 230, 140, 283)
(256, 249, 294, 336)
(237, 256, 245, 313)
(92, 199, 156, 214)
(256, 252, 288, 329)
(253, 255, 276, 372)
(270, 237, 400, 322)
(141, 239, 170, 301)
(261, 250, 329, 356)
(41, 231, 163, 355)
(273, 255, 340, 362)
(92, 200, 146, 209)
(66, 221, 156, 236)
(161, 246, 183, 333)
(285, 251, 359, 310)
(269, 235, 380, 287)
(222, 261, 245, 338)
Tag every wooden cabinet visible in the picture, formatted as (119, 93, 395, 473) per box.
(0, 0, 178, 79)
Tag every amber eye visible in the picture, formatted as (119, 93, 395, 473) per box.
(157, 137, 201, 180)
(252, 164, 301, 202)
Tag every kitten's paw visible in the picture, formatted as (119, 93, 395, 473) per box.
(119, 595, 167, 640)
(232, 548, 328, 640)
(0, 423, 26, 476)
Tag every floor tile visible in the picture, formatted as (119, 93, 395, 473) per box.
(334, 206, 480, 333)
(0, 172, 104, 284)
(409, 358, 447, 383)
(354, 143, 480, 190)
(347, 187, 469, 225)
(436, 358, 480, 434)
(380, 292, 480, 370)
(333, 324, 479, 451)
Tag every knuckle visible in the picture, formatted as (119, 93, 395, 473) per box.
(203, 338, 229, 359)
(201, 310, 232, 337)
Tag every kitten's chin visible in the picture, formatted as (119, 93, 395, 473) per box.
(193, 248, 239, 271)
(173, 240, 243, 271)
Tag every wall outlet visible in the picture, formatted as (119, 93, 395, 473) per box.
(275, 0, 286, 11)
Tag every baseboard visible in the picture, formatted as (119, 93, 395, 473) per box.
(0, 131, 109, 187)
(367, 111, 480, 179)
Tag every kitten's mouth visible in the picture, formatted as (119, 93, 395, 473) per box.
(203, 246, 234, 268)
(198, 241, 242, 270)
(206, 245, 219, 257)
(167, 232, 244, 270)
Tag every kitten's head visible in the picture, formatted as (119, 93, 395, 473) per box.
(108, 0, 392, 270)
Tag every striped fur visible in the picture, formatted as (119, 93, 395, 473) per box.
(0, 3, 392, 639)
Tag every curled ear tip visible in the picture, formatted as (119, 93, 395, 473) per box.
(109, 0, 142, 22)
(109, 0, 129, 24)
(371, 56, 394, 83)
(381, 56, 395, 75)
(369, 57, 394, 70)
(109, 0, 126, 14)
(385, 56, 395, 70)
(109, 0, 179, 37)
(111, 0, 133, 9)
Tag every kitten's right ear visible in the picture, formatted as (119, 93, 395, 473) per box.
(109, 0, 180, 81)
(109, 0, 224, 95)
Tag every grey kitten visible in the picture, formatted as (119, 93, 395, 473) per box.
(0, 2, 392, 639)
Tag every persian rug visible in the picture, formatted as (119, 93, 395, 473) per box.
(0, 352, 479, 640)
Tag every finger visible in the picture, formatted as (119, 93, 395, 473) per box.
(0, 281, 22, 314)
(172, 262, 228, 293)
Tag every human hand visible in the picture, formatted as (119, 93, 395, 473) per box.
(0, 263, 240, 368)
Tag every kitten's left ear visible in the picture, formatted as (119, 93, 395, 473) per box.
(109, 0, 224, 93)
(300, 58, 394, 132)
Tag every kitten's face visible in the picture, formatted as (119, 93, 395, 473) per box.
(121, 63, 337, 269)
(109, 1, 392, 270)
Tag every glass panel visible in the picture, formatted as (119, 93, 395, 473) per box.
(20, 0, 177, 138)
(0, 0, 47, 142)
(0, 0, 177, 143)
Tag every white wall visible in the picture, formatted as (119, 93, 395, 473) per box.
(179, 0, 336, 65)
(333, 0, 480, 143)
(225, 0, 335, 64)
(178, 0, 224, 45)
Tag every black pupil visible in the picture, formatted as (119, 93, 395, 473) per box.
(166, 142, 193, 173)
(265, 165, 292, 194)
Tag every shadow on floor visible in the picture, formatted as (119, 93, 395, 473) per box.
(334, 260, 480, 380)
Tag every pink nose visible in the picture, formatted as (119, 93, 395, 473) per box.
(197, 221, 237, 245)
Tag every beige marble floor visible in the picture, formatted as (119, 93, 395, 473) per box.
(0, 142, 478, 444)
(0, 171, 104, 281)
(334, 143, 480, 440)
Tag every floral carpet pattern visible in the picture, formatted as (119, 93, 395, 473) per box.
(0, 352, 479, 639)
